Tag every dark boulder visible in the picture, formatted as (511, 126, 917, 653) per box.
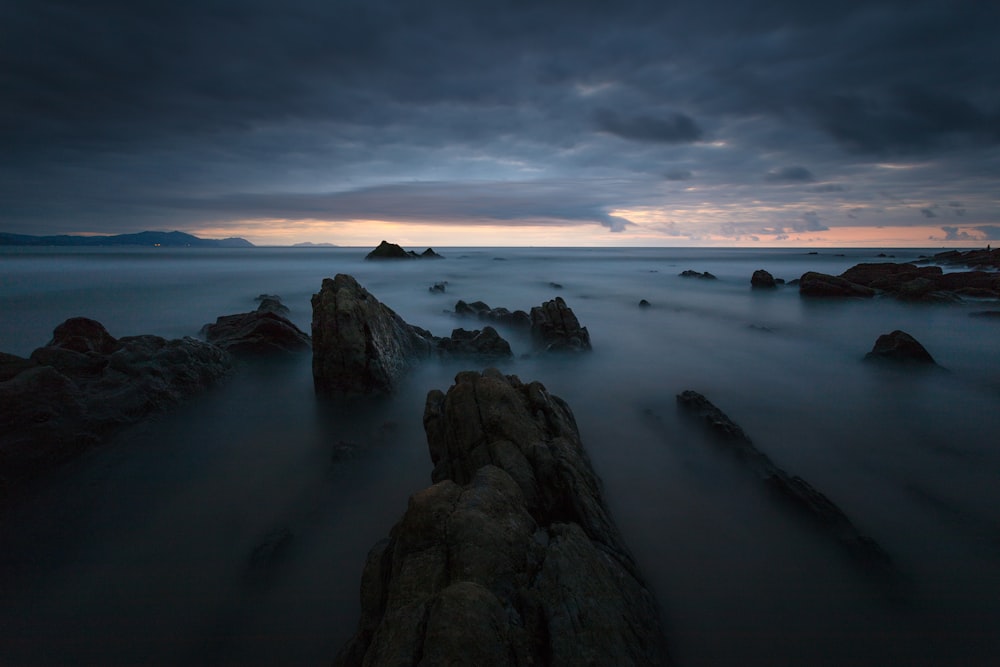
(799, 272, 876, 298)
(428, 282, 447, 293)
(679, 269, 716, 279)
(202, 297, 310, 356)
(839, 263, 942, 290)
(751, 269, 777, 288)
(335, 369, 669, 666)
(435, 327, 513, 359)
(311, 274, 434, 396)
(365, 240, 413, 260)
(1, 319, 231, 490)
(639, 299, 652, 308)
(864, 330, 937, 365)
(454, 300, 531, 328)
(255, 294, 290, 317)
(530, 296, 591, 352)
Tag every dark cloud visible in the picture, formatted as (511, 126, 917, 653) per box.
(921, 208, 938, 218)
(941, 226, 1000, 241)
(594, 109, 703, 144)
(764, 166, 815, 183)
(1, 0, 998, 240)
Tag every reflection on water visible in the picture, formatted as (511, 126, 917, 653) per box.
(1, 247, 999, 666)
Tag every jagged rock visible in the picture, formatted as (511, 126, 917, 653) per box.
(429, 282, 447, 293)
(311, 275, 435, 396)
(335, 369, 669, 666)
(679, 269, 716, 279)
(421, 248, 444, 259)
(798, 271, 876, 298)
(435, 327, 512, 359)
(864, 330, 937, 365)
(530, 296, 591, 352)
(202, 297, 310, 356)
(751, 269, 777, 288)
(1, 318, 231, 490)
(676, 390, 893, 571)
(454, 300, 531, 328)
(365, 240, 413, 260)
(255, 294, 290, 317)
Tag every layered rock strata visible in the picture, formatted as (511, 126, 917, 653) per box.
(335, 369, 669, 666)
(202, 296, 310, 356)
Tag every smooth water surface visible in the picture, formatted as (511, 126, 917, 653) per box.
(2, 247, 999, 666)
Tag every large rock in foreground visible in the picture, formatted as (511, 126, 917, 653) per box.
(312, 275, 434, 396)
(335, 370, 668, 666)
(1, 318, 231, 490)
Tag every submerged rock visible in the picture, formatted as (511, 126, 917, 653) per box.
(676, 390, 893, 572)
(202, 297, 310, 356)
(864, 330, 937, 365)
(1, 318, 231, 490)
(530, 296, 591, 352)
(751, 269, 777, 288)
(798, 271, 876, 298)
(679, 269, 716, 279)
(335, 370, 669, 666)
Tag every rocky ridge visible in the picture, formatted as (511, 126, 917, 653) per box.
(335, 369, 669, 666)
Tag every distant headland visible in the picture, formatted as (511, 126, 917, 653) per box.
(0, 231, 254, 248)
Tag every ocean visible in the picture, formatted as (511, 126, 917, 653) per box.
(1, 246, 999, 666)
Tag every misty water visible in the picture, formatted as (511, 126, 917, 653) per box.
(1, 246, 999, 666)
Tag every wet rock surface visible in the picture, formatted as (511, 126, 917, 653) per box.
(864, 330, 938, 365)
(530, 296, 592, 352)
(1, 318, 231, 491)
(312, 275, 435, 396)
(201, 296, 310, 356)
(800, 260, 1000, 301)
(335, 369, 669, 666)
(676, 390, 894, 573)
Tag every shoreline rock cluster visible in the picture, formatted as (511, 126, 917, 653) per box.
(799, 258, 1000, 302)
(335, 369, 669, 666)
(1, 318, 232, 494)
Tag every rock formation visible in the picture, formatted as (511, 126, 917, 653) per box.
(312, 276, 517, 396)
(454, 300, 531, 328)
(530, 296, 592, 352)
(920, 247, 1000, 270)
(679, 270, 716, 279)
(365, 240, 444, 260)
(864, 330, 937, 365)
(751, 269, 777, 288)
(312, 275, 435, 396)
(800, 262, 1000, 301)
(201, 296, 310, 356)
(1, 318, 231, 492)
(676, 390, 893, 571)
(335, 369, 669, 666)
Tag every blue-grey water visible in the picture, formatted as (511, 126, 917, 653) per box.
(1, 246, 999, 666)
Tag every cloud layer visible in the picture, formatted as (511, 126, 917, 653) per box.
(2, 0, 998, 244)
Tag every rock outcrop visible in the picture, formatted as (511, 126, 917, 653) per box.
(800, 262, 1000, 301)
(434, 327, 512, 359)
(1, 318, 231, 491)
(679, 270, 716, 279)
(920, 247, 1000, 270)
(365, 240, 444, 260)
(676, 390, 893, 572)
(312, 276, 517, 396)
(201, 296, 310, 356)
(454, 300, 531, 329)
(530, 296, 592, 352)
(312, 275, 435, 396)
(751, 269, 777, 288)
(864, 330, 937, 365)
(335, 369, 669, 666)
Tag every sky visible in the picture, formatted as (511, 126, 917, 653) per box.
(2, 0, 998, 247)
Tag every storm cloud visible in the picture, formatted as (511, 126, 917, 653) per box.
(1, 0, 998, 243)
